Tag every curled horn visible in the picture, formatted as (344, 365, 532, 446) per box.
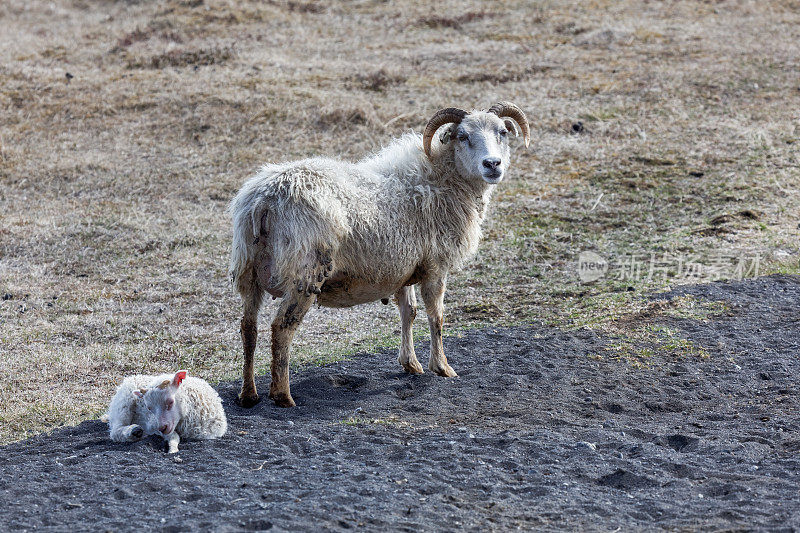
(487, 101, 530, 147)
(423, 107, 468, 159)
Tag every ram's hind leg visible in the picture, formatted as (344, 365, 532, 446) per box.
(238, 269, 264, 408)
(269, 287, 317, 407)
(395, 285, 423, 374)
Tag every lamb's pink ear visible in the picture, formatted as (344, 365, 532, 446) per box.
(132, 388, 146, 399)
(172, 370, 187, 388)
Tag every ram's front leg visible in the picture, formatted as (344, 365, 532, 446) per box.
(394, 285, 423, 374)
(420, 275, 457, 377)
(269, 290, 316, 407)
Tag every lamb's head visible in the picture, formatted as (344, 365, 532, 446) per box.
(132, 370, 186, 436)
(423, 102, 530, 185)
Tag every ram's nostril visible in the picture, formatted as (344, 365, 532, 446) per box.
(483, 158, 501, 169)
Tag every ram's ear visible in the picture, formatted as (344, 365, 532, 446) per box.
(172, 370, 187, 388)
(503, 119, 520, 138)
(439, 124, 456, 145)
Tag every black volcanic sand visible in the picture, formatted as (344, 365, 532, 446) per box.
(2, 275, 799, 532)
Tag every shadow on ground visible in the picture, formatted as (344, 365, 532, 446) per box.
(1, 275, 799, 531)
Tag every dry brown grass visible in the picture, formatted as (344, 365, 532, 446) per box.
(1, 0, 799, 444)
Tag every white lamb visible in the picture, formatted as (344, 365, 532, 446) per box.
(103, 370, 227, 453)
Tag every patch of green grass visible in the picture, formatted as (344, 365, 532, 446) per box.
(662, 296, 730, 321)
(286, 310, 494, 371)
(555, 289, 642, 330)
(599, 324, 711, 367)
(763, 260, 800, 277)
(648, 325, 711, 359)
(282, 321, 401, 371)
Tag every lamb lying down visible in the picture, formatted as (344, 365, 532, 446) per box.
(104, 370, 227, 453)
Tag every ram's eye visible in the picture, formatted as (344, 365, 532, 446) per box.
(499, 129, 508, 137)
(457, 133, 468, 142)
(165, 400, 174, 410)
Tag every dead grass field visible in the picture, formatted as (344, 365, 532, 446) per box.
(1, 0, 799, 444)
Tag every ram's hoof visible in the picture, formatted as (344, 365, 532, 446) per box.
(270, 392, 296, 408)
(400, 359, 424, 375)
(236, 393, 262, 408)
(431, 365, 458, 378)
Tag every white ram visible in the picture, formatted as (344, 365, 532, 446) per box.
(229, 102, 530, 408)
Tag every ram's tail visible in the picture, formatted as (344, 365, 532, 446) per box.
(227, 174, 271, 293)
(228, 165, 351, 296)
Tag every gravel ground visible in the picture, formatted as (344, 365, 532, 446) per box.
(1, 275, 799, 531)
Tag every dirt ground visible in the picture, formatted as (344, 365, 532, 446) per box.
(1, 274, 798, 531)
(1, 2, 800, 528)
